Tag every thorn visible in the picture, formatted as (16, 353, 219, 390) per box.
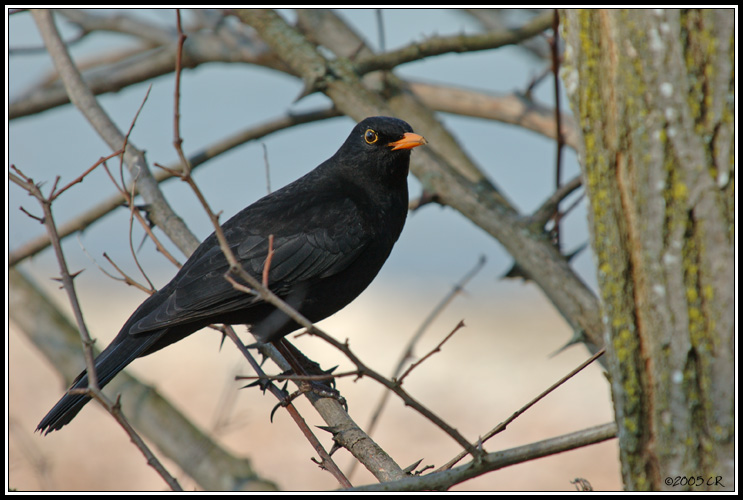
(320, 365, 339, 389)
(315, 425, 338, 435)
(549, 328, 586, 358)
(239, 375, 273, 393)
(113, 393, 123, 412)
(310, 456, 330, 471)
(293, 74, 326, 103)
(402, 459, 423, 474)
(501, 242, 588, 282)
(269, 402, 283, 422)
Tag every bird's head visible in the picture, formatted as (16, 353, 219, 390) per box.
(334, 116, 427, 184)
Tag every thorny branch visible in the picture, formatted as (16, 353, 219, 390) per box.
(10, 8, 615, 491)
(348, 422, 617, 491)
(166, 16, 353, 486)
(11, 164, 183, 492)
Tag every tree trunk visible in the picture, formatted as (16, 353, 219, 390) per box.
(560, 9, 734, 491)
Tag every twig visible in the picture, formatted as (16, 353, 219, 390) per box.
(29, 9, 186, 490)
(529, 174, 582, 229)
(375, 9, 386, 53)
(220, 326, 353, 488)
(438, 348, 606, 471)
(363, 256, 486, 441)
(408, 82, 579, 151)
(262, 234, 275, 287)
(398, 320, 466, 383)
(10, 10, 284, 119)
(11, 163, 183, 492)
(9, 107, 341, 267)
(28, 8, 200, 258)
(51, 150, 123, 201)
(101, 252, 155, 294)
(101, 159, 181, 270)
(348, 422, 617, 491)
(549, 9, 565, 250)
(168, 15, 351, 487)
(11, 266, 275, 490)
(236, 369, 365, 384)
(172, 9, 190, 175)
(119, 84, 171, 290)
(354, 10, 554, 74)
(11, 166, 100, 394)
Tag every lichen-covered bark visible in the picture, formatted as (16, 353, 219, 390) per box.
(560, 9, 734, 491)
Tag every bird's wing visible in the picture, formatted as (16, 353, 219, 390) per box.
(127, 198, 370, 334)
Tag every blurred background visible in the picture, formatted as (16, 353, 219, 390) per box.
(8, 9, 621, 491)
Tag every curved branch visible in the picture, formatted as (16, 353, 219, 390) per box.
(9, 267, 278, 491)
(348, 423, 617, 491)
(57, 8, 177, 45)
(9, 107, 340, 266)
(30, 8, 199, 256)
(354, 10, 554, 74)
(9, 16, 288, 119)
(408, 81, 579, 150)
(243, 8, 605, 357)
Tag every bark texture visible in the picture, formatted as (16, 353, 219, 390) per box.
(561, 9, 734, 491)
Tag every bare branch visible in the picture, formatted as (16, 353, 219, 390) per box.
(349, 423, 617, 491)
(360, 255, 487, 451)
(10, 11, 286, 119)
(9, 267, 277, 491)
(9, 107, 340, 267)
(408, 81, 579, 150)
(240, 7, 606, 364)
(57, 8, 176, 45)
(29, 8, 200, 257)
(11, 161, 182, 491)
(397, 320, 466, 383)
(439, 348, 606, 471)
(353, 10, 554, 74)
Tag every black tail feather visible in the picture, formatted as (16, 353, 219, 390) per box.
(37, 330, 163, 434)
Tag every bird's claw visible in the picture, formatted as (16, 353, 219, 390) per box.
(269, 380, 347, 421)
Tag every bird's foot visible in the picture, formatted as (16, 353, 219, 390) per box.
(270, 379, 347, 421)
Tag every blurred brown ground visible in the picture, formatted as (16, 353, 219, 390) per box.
(9, 279, 621, 492)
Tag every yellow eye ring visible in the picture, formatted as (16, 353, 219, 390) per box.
(364, 129, 378, 144)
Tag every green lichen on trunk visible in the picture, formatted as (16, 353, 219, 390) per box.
(561, 8, 734, 491)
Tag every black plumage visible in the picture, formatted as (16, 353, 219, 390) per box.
(37, 116, 427, 434)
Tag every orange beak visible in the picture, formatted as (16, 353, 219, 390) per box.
(388, 132, 428, 151)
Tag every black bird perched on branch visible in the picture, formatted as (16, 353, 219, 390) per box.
(37, 116, 427, 434)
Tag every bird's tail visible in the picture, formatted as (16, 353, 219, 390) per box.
(36, 331, 162, 435)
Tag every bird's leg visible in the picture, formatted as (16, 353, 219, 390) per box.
(270, 338, 346, 410)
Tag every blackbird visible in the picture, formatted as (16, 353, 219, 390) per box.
(37, 116, 427, 434)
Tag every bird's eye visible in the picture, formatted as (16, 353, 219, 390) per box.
(364, 129, 379, 144)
